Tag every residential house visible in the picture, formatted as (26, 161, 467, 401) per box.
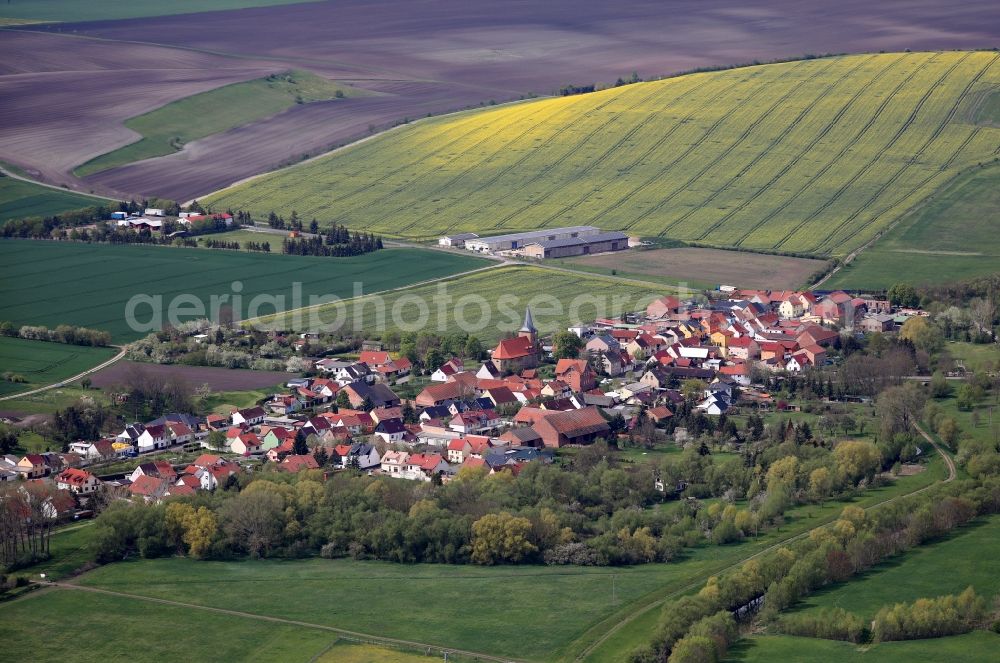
(555, 358, 598, 393)
(136, 424, 168, 452)
(380, 450, 410, 476)
(231, 406, 266, 427)
(56, 468, 101, 495)
(17, 454, 48, 479)
(129, 475, 168, 503)
(403, 453, 449, 481)
(342, 381, 401, 410)
(374, 419, 407, 444)
(280, 454, 320, 472)
(431, 357, 465, 382)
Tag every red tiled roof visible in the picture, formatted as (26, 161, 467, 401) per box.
(493, 336, 535, 360)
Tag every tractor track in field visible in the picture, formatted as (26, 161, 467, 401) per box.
(692, 54, 890, 243)
(772, 51, 970, 252)
(738, 52, 937, 251)
(653, 58, 843, 239)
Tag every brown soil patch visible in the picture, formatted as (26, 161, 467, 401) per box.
(2, 0, 997, 200)
(569, 247, 828, 289)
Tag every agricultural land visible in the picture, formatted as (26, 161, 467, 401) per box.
(0, 240, 491, 341)
(0, 336, 117, 397)
(566, 247, 829, 290)
(206, 52, 1000, 257)
(3, 1, 998, 201)
(825, 163, 1000, 288)
(74, 71, 360, 177)
(0, 0, 326, 23)
(0, 174, 108, 225)
(253, 265, 663, 343)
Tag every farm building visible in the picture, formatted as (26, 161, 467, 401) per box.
(520, 231, 628, 259)
(438, 232, 479, 247)
(464, 226, 602, 253)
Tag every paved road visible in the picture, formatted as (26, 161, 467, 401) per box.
(0, 346, 127, 403)
(39, 580, 520, 663)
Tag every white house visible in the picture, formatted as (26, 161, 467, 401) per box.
(136, 424, 168, 452)
(380, 450, 409, 476)
(373, 419, 406, 444)
(231, 406, 266, 427)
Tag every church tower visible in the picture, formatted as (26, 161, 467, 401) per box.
(518, 306, 537, 348)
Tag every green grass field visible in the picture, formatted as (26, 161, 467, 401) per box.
(0, 240, 491, 342)
(794, 516, 1000, 620)
(207, 52, 1000, 257)
(0, 0, 324, 22)
(255, 265, 664, 343)
(75, 71, 358, 177)
(0, 589, 336, 663)
(7, 457, 934, 663)
(0, 175, 109, 225)
(726, 631, 1000, 662)
(0, 336, 117, 396)
(826, 164, 1000, 289)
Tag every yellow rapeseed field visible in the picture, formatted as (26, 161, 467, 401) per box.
(208, 52, 1000, 256)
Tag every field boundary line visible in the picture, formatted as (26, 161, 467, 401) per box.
(0, 166, 118, 203)
(565, 440, 955, 662)
(0, 346, 126, 402)
(36, 581, 522, 663)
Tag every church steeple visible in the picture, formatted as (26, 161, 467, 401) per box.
(520, 306, 536, 334)
(518, 306, 538, 347)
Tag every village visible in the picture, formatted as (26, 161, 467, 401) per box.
(0, 282, 920, 521)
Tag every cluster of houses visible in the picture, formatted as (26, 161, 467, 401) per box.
(108, 210, 234, 232)
(7, 285, 918, 511)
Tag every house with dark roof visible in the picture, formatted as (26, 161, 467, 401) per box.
(343, 381, 401, 410)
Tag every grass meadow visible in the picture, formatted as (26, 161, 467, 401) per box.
(725, 631, 1000, 662)
(827, 163, 1000, 289)
(75, 71, 359, 177)
(0, 176, 108, 226)
(0, 240, 490, 341)
(0, 589, 336, 663)
(0, 457, 940, 663)
(792, 516, 1000, 620)
(0, 336, 117, 396)
(208, 52, 1000, 257)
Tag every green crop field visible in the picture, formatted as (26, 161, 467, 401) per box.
(207, 52, 1000, 257)
(0, 336, 117, 396)
(726, 631, 1000, 662)
(0, 590, 336, 663)
(75, 71, 360, 177)
(0, 175, 109, 225)
(826, 163, 1000, 289)
(0, 0, 324, 22)
(0, 240, 491, 342)
(255, 265, 664, 343)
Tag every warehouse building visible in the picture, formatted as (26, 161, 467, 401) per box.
(462, 226, 602, 253)
(438, 232, 479, 248)
(520, 231, 629, 259)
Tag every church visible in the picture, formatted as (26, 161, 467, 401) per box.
(490, 308, 540, 374)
